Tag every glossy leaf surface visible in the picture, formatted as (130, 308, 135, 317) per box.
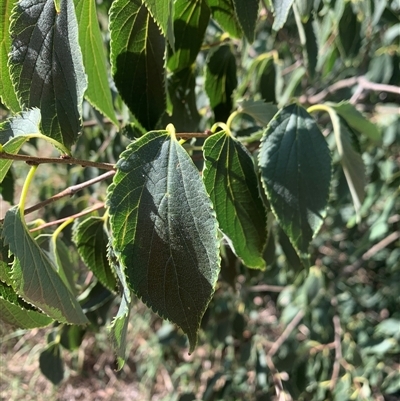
(108, 130, 220, 351)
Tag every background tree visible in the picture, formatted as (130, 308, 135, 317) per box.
(0, 0, 399, 400)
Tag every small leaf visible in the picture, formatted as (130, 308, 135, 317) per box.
(0, 168, 14, 204)
(232, 0, 259, 43)
(0, 0, 20, 112)
(144, 0, 175, 49)
(73, 216, 117, 292)
(39, 343, 65, 385)
(107, 130, 220, 351)
(205, 44, 238, 121)
(74, 0, 119, 126)
(0, 281, 53, 328)
(167, 0, 210, 72)
(238, 99, 278, 127)
(110, 0, 166, 130)
(9, 0, 87, 148)
(258, 104, 331, 259)
(3, 206, 89, 325)
(206, 0, 242, 38)
(0, 108, 41, 183)
(272, 0, 295, 31)
(327, 101, 380, 142)
(203, 131, 267, 269)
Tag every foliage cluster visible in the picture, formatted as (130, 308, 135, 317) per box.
(0, 0, 399, 400)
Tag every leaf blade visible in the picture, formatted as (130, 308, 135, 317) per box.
(272, 0, 295, 31)
(232, 0, 259, 43)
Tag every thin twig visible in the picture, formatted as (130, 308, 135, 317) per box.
(248, 284, 286, 293)
(330, 300, 343, 391)
(268, 310, 305, 357)
(266, 355, 292, 401)
(29, 203, 105, 232)
(0, 152, 115, 171)
(0, 170, 115, 223)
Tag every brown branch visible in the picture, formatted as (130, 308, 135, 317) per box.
(0, 152, 115, 171)
(29, 202, 105, 232)
(266, 355, 292, 401)
(0, 170, 115, 223)
(248, 284, 286, 293)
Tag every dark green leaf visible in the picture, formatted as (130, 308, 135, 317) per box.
(3, 206, 89, 325)
(327, 101, 380, 142)
(304, 15, 318, 78)
(205, 45, 238, 121)
(203, 131, 267, 269)
(110, 0, 166, 130)
(107, 129, 220, 351)
(74, 0, 119, 126)
(0, 0, 20, 112)
(144, 0, 175, 49)
(9, 0, 87, 148)
(73, 216, 117, 292)
(0, 168, 14, 204)
(338, 2, 361, 59)
(272, 0, 295, 31)
(258, 104, 331, 259)
(167, 0, 210, 72)
(164, 67, 201, 132)
(0, 108, 41, 183)
(39, 343, 65, 385)
(206, 0, 242, 38)
(232, 0, 259, 43)
(59, 324, 86, 350)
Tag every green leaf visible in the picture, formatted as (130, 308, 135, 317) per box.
(205, 44, 238, 120)
(258, 104, 331, 259)
(238, 99, 278, 127)
(0, 0, 20, 112)
(144, 0, 175, 49)
(0, 168, 14, 204)
(74, 0, 119, 126)
(107, 129, 220, 351)
(232, 0, 259, 43)
(167, 0, 210, 72)
(164, 67, 201, 132)
(203, 131, 267, 269)
(0, 108, 41, 183)
(338, 2, 361, 59)
(272, 0, 295, 31)
(206, 0, 243, 38)
(73, 216, 117, 292)
(327, 101, 380, 142)
(39, 343, 65, 385)
(9, 0, 87, 148)
(110, 0, 166, 130)
(2, 206, 89, 325)
(0, 281, 53, 328)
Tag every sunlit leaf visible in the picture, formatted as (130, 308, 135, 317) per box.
(107, 129, 220, 351)
(110, 0, 166, 130)
(167, 0, 210, 72)
(73, 216, 117, 292)
(258, 104, 331, 259)
(238, 99, 278, 127)
(0, 0, 20, 112)
(206, 0, 242, 38)
(3, 206, 89, 325)
(272, 0, 295, 31)
(9, 0, 87, 148)
(74, 0, 118, 126)
(203, 131, 267, 269)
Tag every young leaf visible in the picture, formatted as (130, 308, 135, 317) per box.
(39, 343, 65, 385)
(143, 0, 175, 49)
(0, 108, 41, 183)
(203, 131, 267, 270)
(0, 0, 20, 112)
(73, 0, 119, 126)
(73, 216, 117, 292)
(110, 0, 166, 130)
(2, 206, 89, 325)
(0, 281, 53, 328)
(272, 0, 295, 31)
(205, 44, 238, 121)
(258, 104, 331, 259)
(206, 0, 242, 38)
(167, 0, 210, 72)
(327, 101, 380, 142)
(9, 0, 87, 148)
(107, 130, 220, 351)
(232, 0, 259, 43)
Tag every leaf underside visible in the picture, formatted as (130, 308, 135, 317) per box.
(107, 130, 220, 351)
